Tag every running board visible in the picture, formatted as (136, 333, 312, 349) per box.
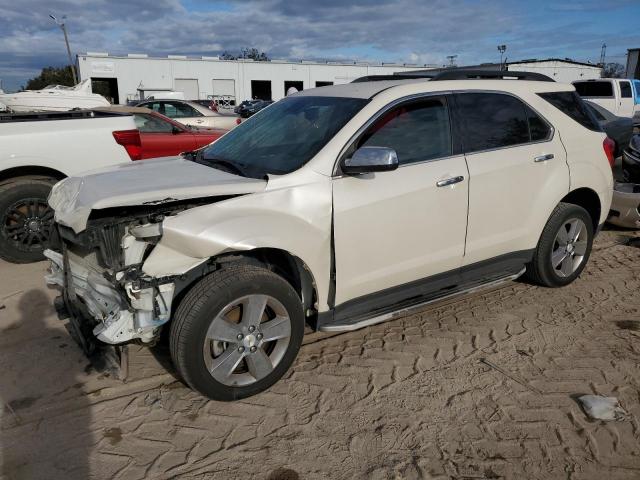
(319, 268, 526, 332)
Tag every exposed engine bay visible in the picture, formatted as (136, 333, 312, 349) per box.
(45, 198, 222, 352)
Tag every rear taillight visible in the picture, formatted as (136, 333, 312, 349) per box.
(113, 129, 142, 160)
(236, 118, 242, 125)
(603, 137, 616, 168)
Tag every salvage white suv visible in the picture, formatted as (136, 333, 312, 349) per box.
(45, 70, 614, 401)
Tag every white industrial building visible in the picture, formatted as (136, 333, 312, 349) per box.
(76, 53, 433, 105)
(77, 54, 603, 106)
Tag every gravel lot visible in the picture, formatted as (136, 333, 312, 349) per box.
(2, 228, 640, 479)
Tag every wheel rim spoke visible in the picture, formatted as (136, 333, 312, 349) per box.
(241, 295, 267, 325)
(573, 240, 588, 255)
(560, 256, 574, 276)
(568, 220, 582, 242)
(556, 225, 569, 245)
(209, 347, 245, 382)
(260, 315, 291, 341)
(206, 315, 242, 343)
(246, 348, 273, 381)
(551, 249, 568, 268)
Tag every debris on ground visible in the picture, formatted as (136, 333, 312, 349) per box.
(578, 395, 628, 421)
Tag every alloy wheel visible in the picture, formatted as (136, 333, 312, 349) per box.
(2, 197, 54, 253)
(202, 294, 292, 387)
(551, 218, 588, 278)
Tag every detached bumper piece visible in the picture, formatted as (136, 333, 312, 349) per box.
(608, 182, 640, 229)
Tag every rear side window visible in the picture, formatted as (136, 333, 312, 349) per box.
(359, 98, 452, 165)
(620, 81, 632, 98)
(573, 81, 614, 98)
(455, 93, 530, 152)
(524, 105, 552, 141)
(538, 91, 602, 132)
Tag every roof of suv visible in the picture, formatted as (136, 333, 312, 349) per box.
(296, 77, 574, 100)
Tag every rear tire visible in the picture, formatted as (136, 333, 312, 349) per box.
(0, 177, 56, 263)
(525, 202, 594, 287)
(170, 264, 304, 401)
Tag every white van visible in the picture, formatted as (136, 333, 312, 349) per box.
(573, 78, 637, 118)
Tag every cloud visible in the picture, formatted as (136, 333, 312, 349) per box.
(0, 0, 638, 90)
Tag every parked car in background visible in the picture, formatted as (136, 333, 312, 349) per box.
(0, 110, 138, 263)
(234, 99, 260, 114)
(240, 100, 274, 118)
(573, 78, 637, 118)
(98, 106, 227, 159)
(136, 99, 239, 130)
(622, 134, 640, 183)
(45, 71, 613, 401)
(191, 99, 217, 111)
(583, 100, 633, 157)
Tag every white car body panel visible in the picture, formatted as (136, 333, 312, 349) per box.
(0, 114, 136, 178)
(333, 154, 469, 304)
(49, 156, 267, 233)
(462, 137, 569, 265)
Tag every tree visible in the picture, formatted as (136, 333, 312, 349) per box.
(220, 51, 237, 60)
(602, 62, 625, 78)
(24, 66, 75, 90)
(241, 48, 270, 61)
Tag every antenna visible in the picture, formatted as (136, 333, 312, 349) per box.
(599, 43, 607, 66)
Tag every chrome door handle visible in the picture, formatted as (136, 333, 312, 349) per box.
(534, 153, 554, 163)
(436, 175, 464, 187)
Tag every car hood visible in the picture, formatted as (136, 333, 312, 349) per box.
(49, 156, 267, 233)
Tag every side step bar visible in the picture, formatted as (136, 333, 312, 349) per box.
(319, 268, 526, 332)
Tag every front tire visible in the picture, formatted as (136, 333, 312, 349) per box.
(525, 202, 594, 287)
(170, 264, 304, 401)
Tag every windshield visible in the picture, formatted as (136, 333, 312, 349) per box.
(199, 96, 369, 177)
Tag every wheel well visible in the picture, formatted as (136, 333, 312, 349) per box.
(0, 166, 66, 185)
(561, 188, 601, 230)
(223, 249, 318, 314)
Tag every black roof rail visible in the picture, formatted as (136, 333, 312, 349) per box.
(351, 73, 436, 83)
(430, 69, 555, 82)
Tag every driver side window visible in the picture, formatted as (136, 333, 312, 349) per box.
(359, 98, 452, 165)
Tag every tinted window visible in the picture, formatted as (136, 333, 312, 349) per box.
(202, 96, 368, 177)
(358, 98, 451, 164)
(135, 114, 175, 133)
(164, 102, 200, 118)
(524, 105, 552, 141)
(456, 93, 529, 152)
(538, 91, 602, 132)
(573, 81, 614, 98)
(620, 81, 632, 98)
(584, 103, 605, 121)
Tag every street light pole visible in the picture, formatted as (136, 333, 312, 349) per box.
(50, 15, 78, 84)
(497, 45, 507, 71)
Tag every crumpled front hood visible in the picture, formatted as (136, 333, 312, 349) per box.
(49, 156, 267, 233)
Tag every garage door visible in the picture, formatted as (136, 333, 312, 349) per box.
(212, 79, 236, 97)
(174, 79, 200, 100)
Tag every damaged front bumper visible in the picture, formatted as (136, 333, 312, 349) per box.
(44, 224, 176, 351)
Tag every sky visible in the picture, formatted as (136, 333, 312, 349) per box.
(0, 0, 639, 91)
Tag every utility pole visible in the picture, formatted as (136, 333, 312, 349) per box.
(446, 55, 458, 67)
(599, 43, 606, 66)
(50, 15, 78, 84)
(497, 45, 507, 70)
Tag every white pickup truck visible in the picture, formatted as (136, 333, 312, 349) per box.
(0, 110, 139, 263)
(573, 78, 640, 119)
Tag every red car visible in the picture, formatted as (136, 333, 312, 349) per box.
(99, 106, 227, 160)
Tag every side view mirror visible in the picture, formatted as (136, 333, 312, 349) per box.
(342, 146, 399, 175)
(172, 125, 182, 134)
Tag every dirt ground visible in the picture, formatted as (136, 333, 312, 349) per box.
(1, 228, 640, 479)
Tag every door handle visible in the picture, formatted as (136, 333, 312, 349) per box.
(436, 175, 464, 187)
(534, 153, 554, 163)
